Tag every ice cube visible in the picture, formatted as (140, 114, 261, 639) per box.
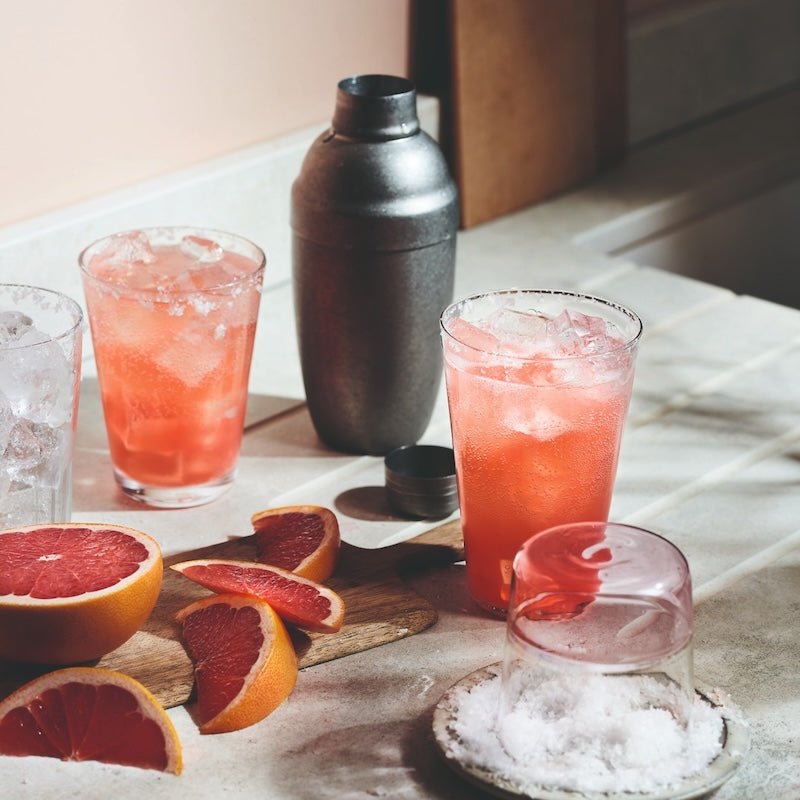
(547, 309, 612, 355)
(180, 235, 224, 264)
(505, 404, 570, 440)
(4, 419, 66, 483)
(445, 317, 502, 352)
(0, 336, 74, 427)
(489, 307, 550, 340)
(0, 311, 33, 345)
(188, 259, 247, 291)
(101, 230, 157, 267)
(485, 306, 552, 357)
(5, 419, 44, 473)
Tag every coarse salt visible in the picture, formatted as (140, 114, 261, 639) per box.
(444, 665, 727, 795)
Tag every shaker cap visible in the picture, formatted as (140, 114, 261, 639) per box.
(385, 445, 459, 519)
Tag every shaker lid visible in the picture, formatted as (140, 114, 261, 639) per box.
(385, 445, 459, 519)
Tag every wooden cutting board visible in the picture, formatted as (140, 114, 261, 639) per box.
(0, 520, 464, 709)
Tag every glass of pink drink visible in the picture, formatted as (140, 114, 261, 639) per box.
(440, 289, 642, 615)
(79, 227, 265, 508)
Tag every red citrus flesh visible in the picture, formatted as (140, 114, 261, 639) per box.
(0, 667, 182, 773)
(0, 523, 163, 664)
(250, 505, 340, 583)
(171, 559, 345, 633)
(176, 594, 298, 734)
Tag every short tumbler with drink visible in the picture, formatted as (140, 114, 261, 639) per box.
(79, 227, 265, 508)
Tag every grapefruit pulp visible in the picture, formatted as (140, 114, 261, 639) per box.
(176, 593, 298, 734)
(171, 559, 345, 633)
(0, 523, 163, 664)
(251, 504, 340, 583)
(0, 666, 182, 774)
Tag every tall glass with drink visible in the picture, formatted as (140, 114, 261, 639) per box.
(440, 289, 642, 615)
(79, 227, 265, 508)
(0, 284, 83, 528)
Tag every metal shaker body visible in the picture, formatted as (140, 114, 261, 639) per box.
(291, 75, 458, 455)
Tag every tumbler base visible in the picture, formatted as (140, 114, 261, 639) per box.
(115, 469, 235, 509)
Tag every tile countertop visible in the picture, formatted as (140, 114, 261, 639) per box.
(5, 112, 800, 798)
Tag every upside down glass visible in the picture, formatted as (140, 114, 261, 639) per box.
(497, 522, 694, 768)
(498, 522, 696, 793)
(440, 289, 642, 614)
(79, 227, 265, 508)
(0, 284, 83, 527)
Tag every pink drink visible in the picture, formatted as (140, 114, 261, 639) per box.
(79, 228, 265, 508)
(440, 290, 641, 615)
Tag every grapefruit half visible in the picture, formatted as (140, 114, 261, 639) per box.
(0, 666, 182, 773)
(0, 523, 163, 664)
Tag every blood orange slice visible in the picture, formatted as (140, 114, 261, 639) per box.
(0, 523, 163, 664)
(0, 667, 182, 774)
(250, 505, 340, 583)
(171, 559, 345, 633)
(176, 593, 298, 734)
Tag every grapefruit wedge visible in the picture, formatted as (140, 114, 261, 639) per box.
(176, 593, 298, 734)
(0, 523, 163, 664)
(250, 504, 340, 583)
(0, 667, 182, 774)
(171, 559, 345, 633)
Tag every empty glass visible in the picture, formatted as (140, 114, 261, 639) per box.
(500, 522, 695, 757)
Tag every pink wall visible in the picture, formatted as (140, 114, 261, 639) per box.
(0, 0, 410, 227)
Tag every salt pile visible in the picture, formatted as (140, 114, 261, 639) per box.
(444, 665, 728, 796)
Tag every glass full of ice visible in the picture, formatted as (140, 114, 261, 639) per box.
(440, 289, 642, 615)
(79, 228, 265, 508)
(0, 284, 83, 528)
(498, 522, 697, 793)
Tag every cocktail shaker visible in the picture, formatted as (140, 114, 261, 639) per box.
(291, 74, 458, 454)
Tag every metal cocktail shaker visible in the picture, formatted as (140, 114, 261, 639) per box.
(291, 75, 458, 455)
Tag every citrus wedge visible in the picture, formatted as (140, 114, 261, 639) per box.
(250, 504, 341, 583)
(176, 593, 298, 734)
(0, 523, 163, 664)
(0, 667, 182, 774)
(171, 559, 345, 633)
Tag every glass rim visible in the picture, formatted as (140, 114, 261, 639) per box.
(78, 226, 267, 295)
(440, 288, 643, 362)
(0, 282, 84, 350)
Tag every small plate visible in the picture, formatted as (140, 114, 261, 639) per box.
(432, 664, 748, 800)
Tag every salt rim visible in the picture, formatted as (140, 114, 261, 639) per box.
(432, 663, 749, 800)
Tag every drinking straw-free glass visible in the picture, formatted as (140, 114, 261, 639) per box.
(501, 521, 695, 730)
(79, 227, 265, 508)
(495, 522, 697, 793)
(0, 284, 83, 527)
(440, 289, 642, 614)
